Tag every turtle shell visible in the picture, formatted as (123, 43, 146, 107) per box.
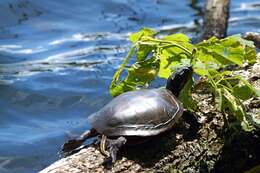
(88, 88, 183, 137)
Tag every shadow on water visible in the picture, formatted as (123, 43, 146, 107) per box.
(0, 0, 259, 172)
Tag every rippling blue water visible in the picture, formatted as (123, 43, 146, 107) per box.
(0, 0, 259, 172)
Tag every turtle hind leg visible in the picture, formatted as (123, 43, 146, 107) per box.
(100, 135, 110, 157)
(61, 128, 98, 153)
(108, 136, 127, 163)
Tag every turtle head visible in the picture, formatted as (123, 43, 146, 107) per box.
(166, 65, 193, 97)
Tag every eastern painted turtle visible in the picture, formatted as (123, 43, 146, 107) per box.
(62, 66, 193, 162)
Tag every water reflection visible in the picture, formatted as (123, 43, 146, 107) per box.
(0, 0, 42, 28)
(234, 2, 260, 11)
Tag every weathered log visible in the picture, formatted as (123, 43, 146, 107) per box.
(201, 0, 230, 39)
(41, 54, 260, 173)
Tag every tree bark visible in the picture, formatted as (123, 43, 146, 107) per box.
(201, 0, 230, 39)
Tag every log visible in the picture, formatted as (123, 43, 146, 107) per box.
(41, 54, 260, 173)
(201, 0, 230, 39)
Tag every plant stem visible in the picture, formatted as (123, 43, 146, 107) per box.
(159, 44, 191, 57)
(217, 84, 233, 92)
(142, 38, 193, 55)
(110, 45, 136, 86)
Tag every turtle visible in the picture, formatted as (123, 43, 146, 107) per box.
(61, 65, 193, 163)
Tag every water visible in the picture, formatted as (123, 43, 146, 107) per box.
(0, 0, 259, 172)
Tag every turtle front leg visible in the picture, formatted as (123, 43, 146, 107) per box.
(100, 135, 127, 163)
(109, 136, 127, 163)
(108, 137, 127, 163)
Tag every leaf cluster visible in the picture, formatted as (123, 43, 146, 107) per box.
(109, 28, 258, 131)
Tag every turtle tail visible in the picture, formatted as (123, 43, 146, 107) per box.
(61, 128, 98, 153)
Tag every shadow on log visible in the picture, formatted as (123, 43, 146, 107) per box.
(213, 127, 260, 173)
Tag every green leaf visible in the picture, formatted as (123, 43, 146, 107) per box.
(129, 28, 156, 43)
(223, 88, 244, 119)
(136, 44, 154, 62)
(232, 79, 255, 100)
(193, 60, 219, 76)
(241, 120, 254, 132)
(164, 33, 190, 42)
(245, 46, 257, 65)
(125, 57, 159, 86)
(158, 48, 179, 78)
(194, 48, 222, 67)
(215, 88, 224, 112)
(213, 85, 253, 131)
(195, 35, 257, 67)
(196, 42, 244, 66)
(208, 68, 221, 77)
(129, 28, 157, 62)
(224, 34, 256, 64)
(228, 34, 254, 47)
(163, 33, 193, 53)
(222, 88, 253, 131)
(194, 68, 208, 76)
(110, 56, 159, 96)
(178, 76, 197, 111)
(110, 46, 136, 96)
(158, 42, 192, 79)
(216, 46, 244, 66)
(196, 36, 218, 46)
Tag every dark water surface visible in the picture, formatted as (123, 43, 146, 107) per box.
(0, 0, 259, 172)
